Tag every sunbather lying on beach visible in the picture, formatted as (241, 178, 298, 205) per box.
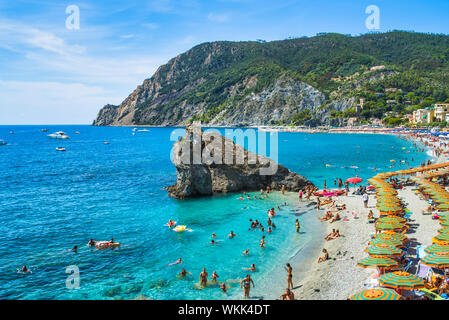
(317, 249, 328, 263)
(329, 213, 340, 223)
(319, 211, 333, 221)
(325, 229, 340, 241)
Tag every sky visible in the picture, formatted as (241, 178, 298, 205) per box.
(0, 0, 449, 124)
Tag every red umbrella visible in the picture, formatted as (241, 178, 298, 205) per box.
(347, 177, 363, 184)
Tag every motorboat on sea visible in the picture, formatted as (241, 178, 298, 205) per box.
(0, 140, 7, 146)
(132, 128, 138, 131)
(41, 129, 48, 132)
(56, 147, 66, 151)
(48, 131, 70, 139)
(137, 129, 150, 132)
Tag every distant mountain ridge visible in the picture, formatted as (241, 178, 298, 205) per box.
(93, 31, 449, 127)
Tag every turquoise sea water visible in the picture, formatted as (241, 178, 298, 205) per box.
(0, 126, 430, 300)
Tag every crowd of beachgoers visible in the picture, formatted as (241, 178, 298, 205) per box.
(291, 130, 449, 300)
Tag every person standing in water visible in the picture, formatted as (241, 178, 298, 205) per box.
(285, 263, 293, 289)
(260, 236, 266, 248)
(199, 268, 208, 286)
(281, 185, 285, 195)
(295, 219, 300, 233)
(240, 274, 255, 298)
(178, 268, 192, 278)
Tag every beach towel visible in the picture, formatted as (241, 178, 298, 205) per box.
(416, 262, 431, 279)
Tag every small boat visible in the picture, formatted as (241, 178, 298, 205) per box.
(41, 129, 48, 132)
(137, 129, 150, 132)
(48, 131, 70, 139)
(75, 131, 80, 134)
(9, 131, 14, 134)
(104, 141, 109, 145)
(56, 147, 66, 151)
(0, 140, 7, 146)
(132, 128, 138, 131)
(95, 241, 121, 249)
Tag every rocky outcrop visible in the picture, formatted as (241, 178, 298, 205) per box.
(166, 124, 314, 199)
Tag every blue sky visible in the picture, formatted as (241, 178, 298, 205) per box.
(1, 0, 449, 124)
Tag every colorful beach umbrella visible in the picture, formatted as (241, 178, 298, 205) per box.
(365, 244, 403, 258)
(421, 254, 449, 269)
(370, 237, 404, 247)
(375, 232, 407, 243)
(347, 177, 363, 184)
(424, 243, 449, 255)
(357, 256, 399, 270)
(350, 288, 402, 300)
(377, 216, 407, 224)
(433, 233, 449, 244)
(378, 271, 425, 290)
(375, 222, 408, 232)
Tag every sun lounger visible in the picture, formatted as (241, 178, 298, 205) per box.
(416, 262, 432, 281)
(418, 288, 445, 300)
(402, 260, 413, 272)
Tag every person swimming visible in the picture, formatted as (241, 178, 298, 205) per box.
(243, 264, 256, 272)
(242, 248, 250, 256)
(18, 265, 32, 274)
(259, 236, 266, 248)
(167, 258, 183, 266)
(220, 283, 227, 293)
(228, 231, 236, 238)
(70, 245, 78, 252)
(87, 239, 95, 246)
(178, 268, 192, 278)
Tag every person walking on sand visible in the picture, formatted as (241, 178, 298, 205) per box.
(285, 263, 293, 289)
(241, 274, 255, 298)
(363, 192, 369, 208)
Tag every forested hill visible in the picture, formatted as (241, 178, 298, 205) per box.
(93, 31, 449, 127)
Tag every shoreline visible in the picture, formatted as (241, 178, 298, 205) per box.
(290, 132, 447, 300)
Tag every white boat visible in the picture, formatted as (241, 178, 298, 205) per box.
(137, 129, 150, 132)
(56, 147, 66, 151)
(48, 131, 70, 139)
(132, 128, 138, 131)
(0, 140, 7, 146)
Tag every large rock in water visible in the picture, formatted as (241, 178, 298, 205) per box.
(166, 124, 314, 199)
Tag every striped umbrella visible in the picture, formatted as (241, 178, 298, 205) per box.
(370, 237, 404, 247)
(421, 254, 449, 269)
(350, 288, 402, 300)
(377, 216, 407, 224)
(375, 222, 408, 232)
(374, 233, 407, 244)
(365, 244, 403, 258)
(437, 227, 449, 235)
(380, 231, 408, 242)
(378, 271, 425, 290)
(440, 220, 449, 227)
(358, 256, 399, 270)
(433, 233, 449, 244)
(424, 243, 449, 255)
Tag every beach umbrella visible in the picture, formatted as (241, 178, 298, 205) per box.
(375, 232, 407, 243)
(437, 227, 449, 235)
(357, 256, 399, 270)
(433, 233, 449, 243)
(421, 254, 449, 269)
(424, 243, 449, 255)
(347, 177, 363, 184)
(375, 222, 408, 232)
(370, 237, 404, 247)
(378, 271, 425, 290)
(377, 216, 407, 224)
(350, 288, 402, 300)
(365, 244, 403, 258)
(440, 220, 449, 227)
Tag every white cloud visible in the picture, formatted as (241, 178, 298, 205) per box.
(142, 22, 160, 29)
(120, 34, 135, 39)
(207, 13, 230, 23)
(0, 81, 120, 124)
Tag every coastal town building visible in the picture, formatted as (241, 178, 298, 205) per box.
(435, 104, 449, 122)
(412, 109, 427, 124)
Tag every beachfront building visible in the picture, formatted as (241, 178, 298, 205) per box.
(426, 108, 435, 123)
(412, 109, 427, 124)
(435, 104, 449, 122)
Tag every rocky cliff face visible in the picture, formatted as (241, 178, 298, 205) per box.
(166, 124, 314, 199)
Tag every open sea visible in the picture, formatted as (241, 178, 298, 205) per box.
(0, 125, 431, 300)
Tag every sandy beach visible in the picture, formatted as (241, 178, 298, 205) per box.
(291, 135, 449, 300)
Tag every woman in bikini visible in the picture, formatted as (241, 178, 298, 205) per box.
(240, 274, 255, 298)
